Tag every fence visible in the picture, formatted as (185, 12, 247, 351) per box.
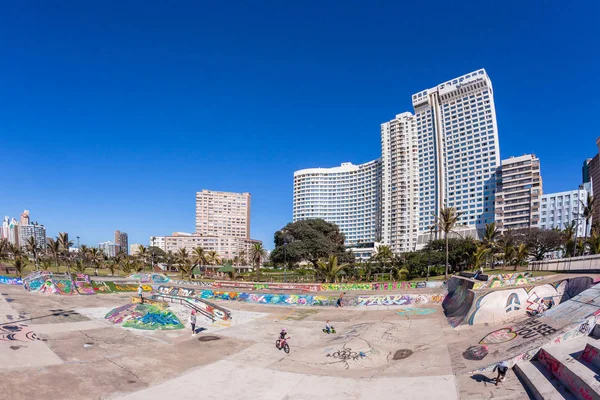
(529, 254, 600, 272)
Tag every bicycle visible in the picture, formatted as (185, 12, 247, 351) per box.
(275, 337, 291, 353)
(322, 327, 336, 334)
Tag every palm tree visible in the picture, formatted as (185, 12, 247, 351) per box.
(316, 255, 347, 283)
(0, 238, 9, 261)
(13, 256, 27, 278)
(581, 194, 595, 243)
(481, 222, 499, 268)
(191, 247, 207, 270)
(372, 245, 394, 275)
(239, 250, 247, 266)
(249, 243, 267, 281)
(563, 221, 578, 258)
(165, 250, 175, 272)
(136, 245, 148, 270)
(206, 250, 221, 266)
(25, 236, 40, 270)
(471, 244, 490, 272)
(176, 248, 192, 279)
(88, 247, 104, 276)
(46, 238, 61, 273)
(435, 207, 463, 280)
(513, 243, 529, 271)
(72, 259, 86, 274)
(58, 232, 74, 278)
(121, 257, 136, 275)
(588, 232, 600, 255)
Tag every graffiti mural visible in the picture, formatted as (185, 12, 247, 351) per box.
(473, 272, 543, 290)
(462, 345, 489, 361)
(0, 275, 23, 285)
(114, 284, 152, 292)
(127, 273, 170, 283)
(396, 308, 436, 316)
(106, 304, 184, 330)
(0, 325, 41, 342)
(355, 294, 442, 306)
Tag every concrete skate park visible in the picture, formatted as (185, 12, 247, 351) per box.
(3, 272, 600, 399)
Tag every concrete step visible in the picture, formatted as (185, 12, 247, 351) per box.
(515, 360, 577, 400)
(538, 345, 600, 400)
(581, 342, 600, 370)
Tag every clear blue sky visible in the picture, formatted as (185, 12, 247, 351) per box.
(1, 1, 599, 250)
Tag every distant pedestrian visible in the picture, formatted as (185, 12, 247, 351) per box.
(493, 361, 509, 386)
(336, 292, 346, 308)
(137, 285, 144, 304)
(189, 310, 197, 336)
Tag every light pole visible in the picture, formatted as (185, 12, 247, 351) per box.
(427, 225, 435, 281)
(283, 241, 287, 283)
(151, 237, 156, 272)
(76, 236, 80, 249)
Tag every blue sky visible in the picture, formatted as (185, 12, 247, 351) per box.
(1, 1, 599, 250)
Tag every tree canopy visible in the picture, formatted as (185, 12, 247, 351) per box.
(270, 219, 354, 268)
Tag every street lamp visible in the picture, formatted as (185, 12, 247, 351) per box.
(283, 241, 287, 283)
(151, 237, 156, 272)
(427, 225, 435, 281)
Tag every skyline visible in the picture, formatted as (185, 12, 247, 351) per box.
(2, 2, 599, 249)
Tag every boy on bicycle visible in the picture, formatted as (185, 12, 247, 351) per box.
(279, 327, 288, 341)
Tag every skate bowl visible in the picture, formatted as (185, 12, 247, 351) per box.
(443, 275, 596, 327)
(22, 271, 96, 295)
(454, 282, 600, 374)
(105, 303, 184, 330)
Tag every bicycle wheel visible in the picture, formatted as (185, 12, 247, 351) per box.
(275, 339, 281, 349)
(283, 343, 290, 354)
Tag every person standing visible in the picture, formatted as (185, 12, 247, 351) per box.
(493, 361, 509, 386)
(137, 285, 144, 304)
(189, 310, 197, 336)
(336, 292, 346, 308)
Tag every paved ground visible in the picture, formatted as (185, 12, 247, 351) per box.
(0, 284, 533, 399)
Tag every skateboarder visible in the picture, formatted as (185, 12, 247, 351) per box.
(137, 285, 144, 304)
(493, 361, 509, 386)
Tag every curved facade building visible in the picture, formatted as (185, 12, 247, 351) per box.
(293, 161, 381, 247)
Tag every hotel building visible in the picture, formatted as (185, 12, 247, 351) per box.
(540, 183, 591, 237)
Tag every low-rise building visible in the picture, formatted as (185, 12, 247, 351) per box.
(540, 183, 591, 237)
(160, 232, 261, 261)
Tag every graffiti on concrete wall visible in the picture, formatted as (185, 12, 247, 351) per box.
(462, 345, 489, 361)
(127, 273, 170, 283)
(473, 272, 544, 290)
(479, 328, 517, 345)
(0, 275, 23, 285)
(114, 284, 152, 292)
(396, 308, 436, 316)
(211, 280, 443, 292)
(106, 304, 183, 330)
(0, 324, 41, 342)
(355, 294, 443, 306)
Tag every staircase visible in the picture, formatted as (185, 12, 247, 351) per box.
(515, 333, 600, 399)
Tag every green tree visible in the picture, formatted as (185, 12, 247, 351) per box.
(176, 248, 193, 279)
(121, 257, 136, 275)
(513, 243, 529, 270)
(13, 256, 27, 278)
(563, 221, 578, 258)
(588, 232, 600, 255)
(471, 244, 490, 271)
(206, 250, 221, 267)
(581, 193, 595, 243)
(72, 259, 86, 274)
(271, 219, 354, 269)
(0, 238, 8, 261)
(316, 255, 347, 283)
(46, 238, 61, 273)
(88, 247, 104, 276)
(136, 245, 148, 270)
(481, 222, 499, 268)
(372, 245, 394, 274)
(435, 207, 463, 280)
(25, 236, 40, 270)
(191, 247, 207, 270)
(249, 242, 267, 281)
(58, 232, 74, 279)
(523, 228, 564, 260)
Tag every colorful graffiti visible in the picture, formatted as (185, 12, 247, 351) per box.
(539, 348, 595, 400)
(581, 344, 599, 364)
(396, 308, 436, 316)
(356, 294, 442, 306)
(113, 284, 152, 292)
(0, 324, 41, 342)
(211, 280, 444, 292)
(23, 271, 97, 295)
(126, 273, 170, 283)
(473, 272, 543, 290)
(0, 275, 23, 285)
(131, 296, 167, 309)
(106, 304, 183, 330)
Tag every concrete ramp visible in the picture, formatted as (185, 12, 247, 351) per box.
(454, 283, 600, 374)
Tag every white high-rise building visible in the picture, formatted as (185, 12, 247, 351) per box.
(293, 160, 381, 247)
(413, 69, 500, 243)
(540, 183, 591, 237)
(495, 154, 542, 231)
(98, 241, 120, 258)
(380, 112, 419, 252)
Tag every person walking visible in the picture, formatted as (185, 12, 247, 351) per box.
(137, 285, 144, 304)
(189, 310, 197, 336)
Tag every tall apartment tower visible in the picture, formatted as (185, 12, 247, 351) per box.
(20, 210, 30, 225)
(380, 112, 419, 252)
(495, 154, 542, 231)
(293, 160, 382, 247)
(195, 190, 250, 239)
(114, 230, 129, 254)
(586, 138, 600, 224)
(412, 69, 500, 242)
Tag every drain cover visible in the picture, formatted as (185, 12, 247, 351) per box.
(393, 349, 413, 360)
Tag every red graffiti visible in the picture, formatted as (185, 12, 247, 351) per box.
(581, 345, 599, 363)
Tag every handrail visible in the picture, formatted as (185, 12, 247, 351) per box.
(153, 294, 215, 323)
